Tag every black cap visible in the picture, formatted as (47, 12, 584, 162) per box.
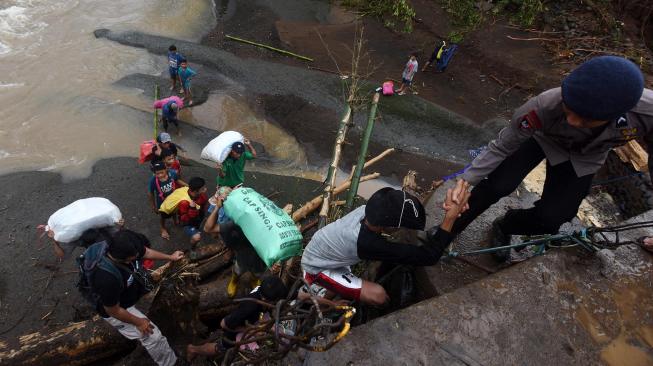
(231, 141, 245, 154)
(365, 188, 425, 230)
(151, 161, 166, 172)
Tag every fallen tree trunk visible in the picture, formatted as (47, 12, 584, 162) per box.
(1, 264, 234, 366)
(0, 317, 133, 366)
(196, 249, 232, 281)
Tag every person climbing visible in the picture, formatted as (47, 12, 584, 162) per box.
(85, 230, 184, 366)
(396, 52, 419, 95)
(301, 181, 470, 305)
(177, 58, 197, 106)
(203, 188, 267, 298)
(177, 177, 208, 247)
(422, 40, 445, 72)
(424, 56, 653, 262)
(167, 45, 184, 92)
(216, 139, 257, 188)
(147, 161, 187, 240)
(185, 276, 287, 361)
(161, 100, 180, 134)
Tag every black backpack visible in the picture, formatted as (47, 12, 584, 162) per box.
(76, 241, 124, 305)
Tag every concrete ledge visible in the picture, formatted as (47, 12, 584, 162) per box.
(306, 248, 653, 365)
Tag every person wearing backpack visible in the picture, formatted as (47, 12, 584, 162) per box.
(81, 230, 184, 366)
(148, 161, 187, 240)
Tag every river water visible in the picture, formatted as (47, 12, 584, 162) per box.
(0, 0, 218, 179)
(0, 0, 396, 198)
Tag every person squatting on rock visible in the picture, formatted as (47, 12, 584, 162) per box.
(301, 181, 470, 305)
(203, 187, 268, 298)
(86, 230, 184, 366)
(185, 276, 288, 361)
(424, 56, 653, 262)
(177, 177, 208, 247)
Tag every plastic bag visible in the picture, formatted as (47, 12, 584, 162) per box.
(139, 140, 156, 164)
(382, 81, 394, 96)
(159, 187, 191, 214)
(153, 96, 184, 109)
(46, 198, 122, 243)
(200, 131, 244, 163)
(223, 187, 302, 267)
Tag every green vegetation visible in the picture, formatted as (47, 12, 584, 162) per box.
(440, 0, 545, 42)
(493, 0, 544, 27)
(341, 0, 416, 33)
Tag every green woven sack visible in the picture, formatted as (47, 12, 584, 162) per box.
(224, 187, 303, 267)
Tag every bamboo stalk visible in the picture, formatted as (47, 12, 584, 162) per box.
(292, 172, 380, 222)
(153, 84, 159, 140)
(318, 105, 352, 229)
(225, 35, 314, 62)
(346, 92, 380, 209)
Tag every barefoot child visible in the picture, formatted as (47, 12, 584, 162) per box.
(177, 58, 197, 106)
(167, 45, 183, 92)
(148, 161, 186, 240)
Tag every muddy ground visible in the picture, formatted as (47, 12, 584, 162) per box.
(0, 157, 321, 342)
(2, 0, 652, 364)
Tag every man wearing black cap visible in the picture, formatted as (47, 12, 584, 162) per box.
(90, 230, 184, 366)
(427, 56, 653, 261)
(301, 181, 470, 305)
(217, 138, 257, 188)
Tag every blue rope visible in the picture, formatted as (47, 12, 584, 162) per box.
(447, 233, 575, 257)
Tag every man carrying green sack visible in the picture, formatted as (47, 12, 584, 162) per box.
(204, 187, 302, 297)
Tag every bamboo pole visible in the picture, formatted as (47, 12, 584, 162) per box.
(318, 105, 352, 229)
(346, 92, 380, 209)
(292, 172, 380, 222)
(153, 84, 159, 140)
(225, 35, 314, 62)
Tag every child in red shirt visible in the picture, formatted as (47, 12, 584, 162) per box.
(177, 177, 208, 247)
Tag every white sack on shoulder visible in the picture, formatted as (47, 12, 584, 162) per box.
(200, 131, 244, 163)
(46, 198, 122, 243)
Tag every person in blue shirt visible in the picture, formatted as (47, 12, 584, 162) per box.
(161, 100, 179, 134)
(178, 58, 197, 106)
(167, 45, 183, 92)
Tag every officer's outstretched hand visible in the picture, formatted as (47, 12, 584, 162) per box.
(443, 180, 471, 219)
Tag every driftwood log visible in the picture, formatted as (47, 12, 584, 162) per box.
(0, 316, 133, 366)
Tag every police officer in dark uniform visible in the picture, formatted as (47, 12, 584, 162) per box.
(427, 56, 653, 261)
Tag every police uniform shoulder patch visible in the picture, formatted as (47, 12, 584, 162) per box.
(519, 110, 542, 130)
(615, 115, 628, 128)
